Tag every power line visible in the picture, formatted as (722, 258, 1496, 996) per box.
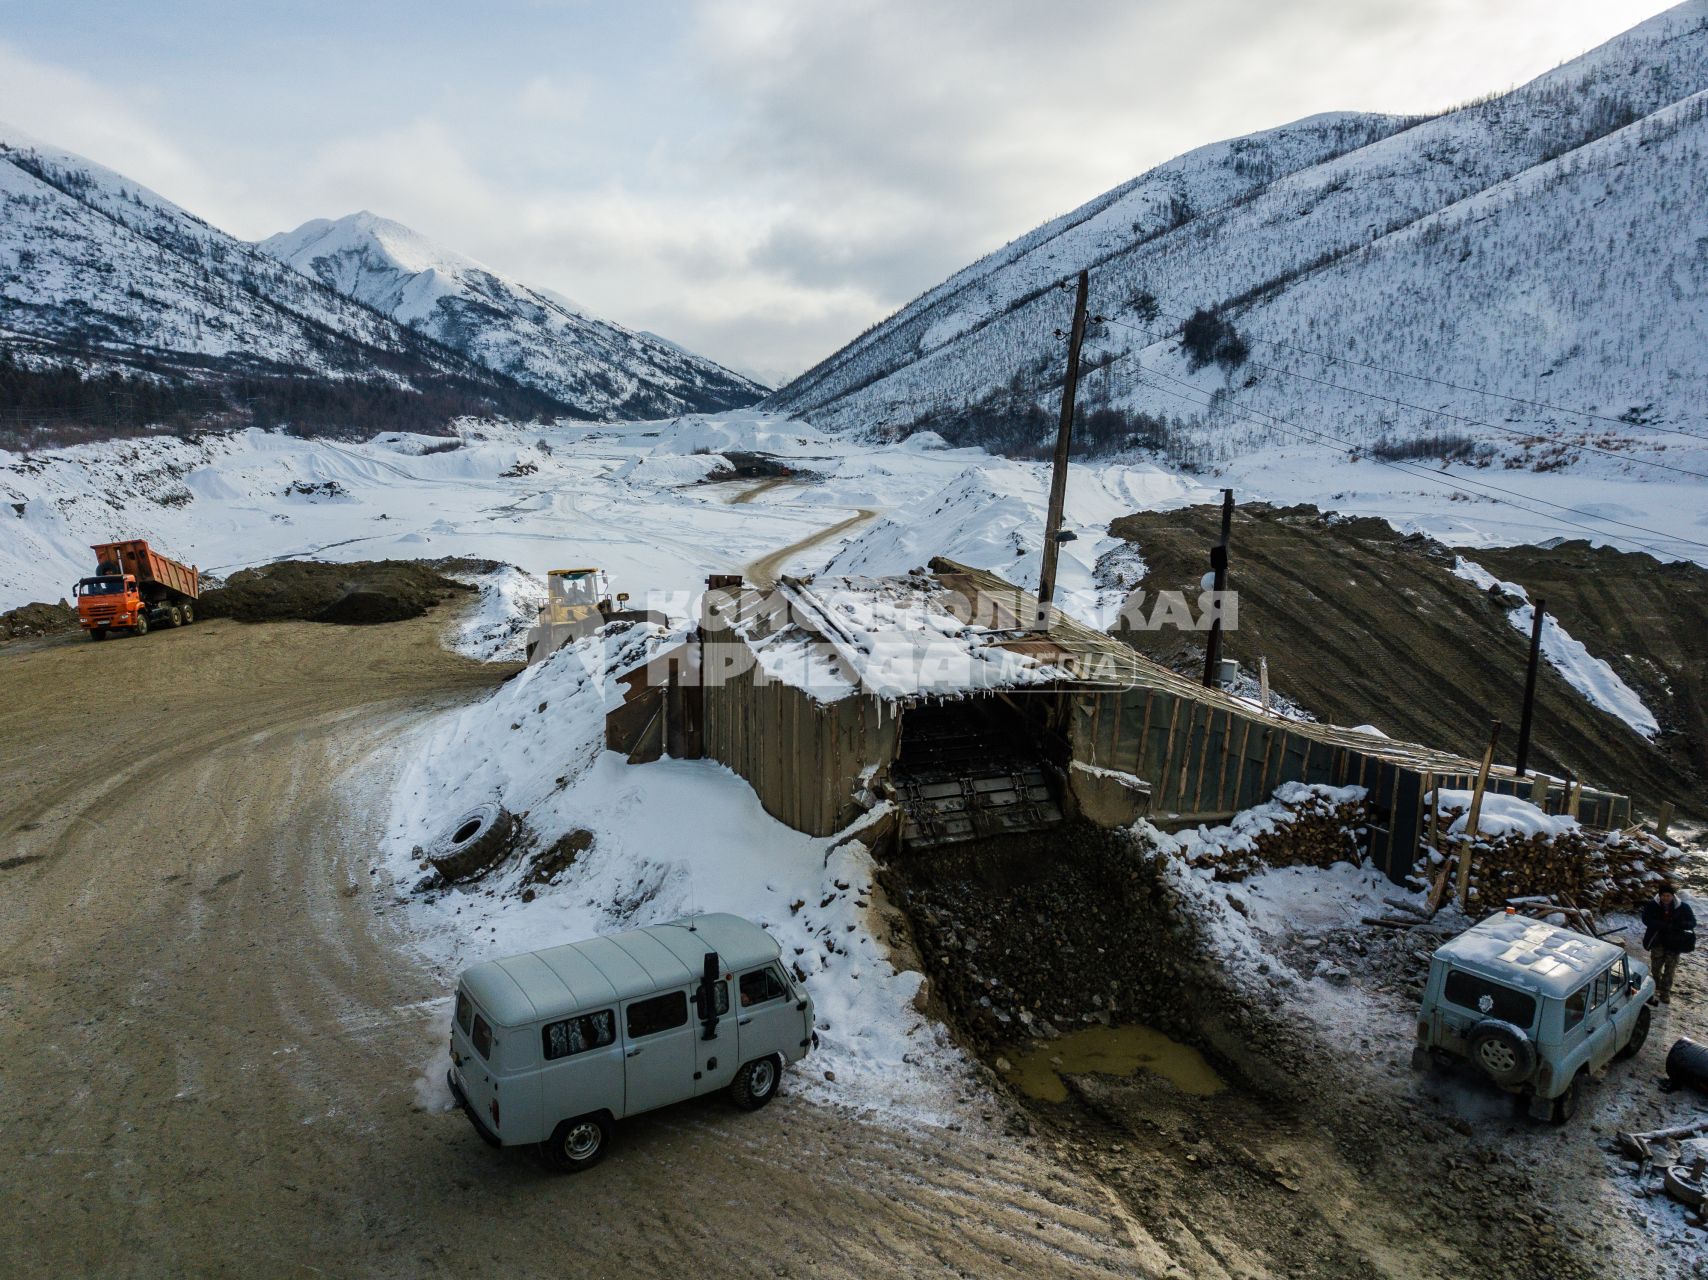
(1098, 316, 1708, 481)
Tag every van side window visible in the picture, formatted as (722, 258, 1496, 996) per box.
(1615, 956, 1632, 993)
(740, 965, 789, 1008)
(472, 1014, 493, 1060)
(1591, 970, 1609, 1011)
(627, 991, 688, 1039)
(543, 1010, 616, 1061)
(1563, 987, 1587, 1031)
(455, 991, 472, 1034)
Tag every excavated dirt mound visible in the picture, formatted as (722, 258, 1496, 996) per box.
(198, 559, 475, 626)
(1107, 502, 1703, 820)
(1471, 540, 1708, 791)
(1, 600, 79, 642)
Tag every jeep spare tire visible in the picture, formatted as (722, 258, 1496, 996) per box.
(1468, 1019, 1537, 1087)
(428, 802, 516, 885)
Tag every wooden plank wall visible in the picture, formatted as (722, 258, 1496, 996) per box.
(700, 659, 895, 837)
(1070, 685, 1632, 885)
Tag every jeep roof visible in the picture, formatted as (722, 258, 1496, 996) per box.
(1433, 913, 1624, 1000)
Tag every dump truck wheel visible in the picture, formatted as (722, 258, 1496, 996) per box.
(425, 803, 516, 885)
(541, 1114, 612, 1173)
(89, 629, 107, 642)
(180, 603, 195, 625)
(167, 606, 183, 628)
(730, 1055, 782, 1111)
(133, 615, 149, 637)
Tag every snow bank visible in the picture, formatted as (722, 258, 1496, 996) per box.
(1452, 558, 1659, 738)
(445, 565, 547, 663)
(381, 625, 968, 1123)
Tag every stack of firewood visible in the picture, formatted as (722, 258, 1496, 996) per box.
(1417, 815, 1686, 912)
(1185, 792, 1371, 880)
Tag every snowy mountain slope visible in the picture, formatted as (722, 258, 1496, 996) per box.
(260, 212, 765, 420)
(0, 126, 506, 389)
(767, 2, 1708, 475)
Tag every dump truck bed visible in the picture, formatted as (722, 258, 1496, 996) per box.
(91, 539, 200, 600)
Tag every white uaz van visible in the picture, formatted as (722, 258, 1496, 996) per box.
(447, 913, 815, 1171)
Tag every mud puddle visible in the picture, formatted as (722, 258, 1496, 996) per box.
(1000, 1024, 1226, 1103)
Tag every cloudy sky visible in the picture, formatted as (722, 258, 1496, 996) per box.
(0, 0, 1677, 385)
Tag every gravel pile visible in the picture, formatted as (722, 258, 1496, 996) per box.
(883, 823, 1235, 1055)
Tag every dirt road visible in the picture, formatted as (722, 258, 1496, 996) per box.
(745, 507, 880, 589)
(0, 613, 1152, 1279)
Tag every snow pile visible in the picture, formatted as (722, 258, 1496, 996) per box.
(1452, 558, 1659, 738)
(446, 565, 548, 663)
(610, 451, 731, 488)
(825, 460, 1212, 628)
(648, 411, 838, 460)
(381, 625, 968, 1122)
(1173, 782, 1371, 879)
(1432, 788, 1578, 840)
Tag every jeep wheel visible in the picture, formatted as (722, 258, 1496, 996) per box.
(1616, 1005, 1652, 1061)
(1549, 1072, 1583, 1125)
(730, 1055, 781, 1111)
(541, 1113, 612, 1173)
(1467, 1019, 1537, 1087)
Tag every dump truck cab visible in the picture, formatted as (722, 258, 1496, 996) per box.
(1414, 911, 1654, 1122)
(447, 913, 815, 1172)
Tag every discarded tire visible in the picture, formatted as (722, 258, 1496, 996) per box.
(1468, 1019, 1537, 1087)
(1665, 1038, 1708, 1094)
(427, 803, 516, 885)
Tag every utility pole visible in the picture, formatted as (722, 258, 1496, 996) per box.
(1035, 269, 1090, 629)
(1201, 488, 1234, 689)
(1514, 599, 1546, 777)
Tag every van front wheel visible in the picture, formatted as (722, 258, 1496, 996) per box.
(542, 1113, 612, 1173)
(730, 1055, 782, 1111)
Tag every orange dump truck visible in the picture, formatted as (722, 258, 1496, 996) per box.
(74, 539, 201, 640)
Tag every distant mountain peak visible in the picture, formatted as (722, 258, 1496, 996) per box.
(260, 212, 765, 415)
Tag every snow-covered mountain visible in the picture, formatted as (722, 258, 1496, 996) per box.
(0, 125, 502, 385)
(260, 212, 765, 420)
(767, 2, 1708, 475)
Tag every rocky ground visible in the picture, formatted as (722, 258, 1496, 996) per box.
(1, 599, 78, 641)
(883, 820, 1707, 1279)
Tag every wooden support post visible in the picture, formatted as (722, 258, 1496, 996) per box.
(1202, 488, 1234, 688)
(1035, 269, 1090, 628)
(1458, 721, 1502, 911)
(1258, 655, 1271, 716)
(1655, 801, 1675, 841)
(1514, 599, 1545, 777)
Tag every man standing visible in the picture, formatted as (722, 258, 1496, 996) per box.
(1641, 883, 1697, 1005)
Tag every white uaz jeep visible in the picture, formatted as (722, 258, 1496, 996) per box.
(1413, 912, 1654, 1122)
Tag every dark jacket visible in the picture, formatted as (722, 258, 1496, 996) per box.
(1642, 898, 1697, 952)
